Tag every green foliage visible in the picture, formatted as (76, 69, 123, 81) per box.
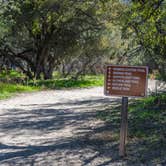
(121, 0, 166, 77)
(0, 70, 26, 84)
(29, 75, 104, 89)
(0, 83, 39, 99)
(97, 93, 166, 138)
(1, 0, 165, 80)
(128, 93, 166, 138)
(0, 0, 107, 79)
(0, 70, 24, 79)
(0, 74, 104, 100)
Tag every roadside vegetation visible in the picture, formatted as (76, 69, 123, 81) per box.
(29, 75, 104, 89)
(97, 93, 166, 164)
(97, 93, 166, 138)
(0, 83, 39, 100)
(0, 70, 104, 100)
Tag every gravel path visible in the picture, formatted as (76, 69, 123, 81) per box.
(0, 80, 160, 166)
(0, 87, 123, 166)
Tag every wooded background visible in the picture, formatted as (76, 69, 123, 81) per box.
(0, 0, 165, 80)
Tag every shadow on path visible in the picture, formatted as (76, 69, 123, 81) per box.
(0, 97, 122, 165)
(0, 97, 165, 165)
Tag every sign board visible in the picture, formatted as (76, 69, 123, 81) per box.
(104, 65, 148, 97)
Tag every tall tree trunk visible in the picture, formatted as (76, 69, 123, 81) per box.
(43, 68, 54, 80)
(35, 46, 49, 79)
(43, 58, 55, 80)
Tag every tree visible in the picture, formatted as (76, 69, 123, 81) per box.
(121, 0, 166, 79)
(0, 0, 105, 79)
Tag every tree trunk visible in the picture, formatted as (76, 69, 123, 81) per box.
(35, 46, 49, 79)
(43, 67, 54, 80)
(35, 66, 42, 79)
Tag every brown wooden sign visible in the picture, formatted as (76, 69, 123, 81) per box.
(104, 65, 148, 97)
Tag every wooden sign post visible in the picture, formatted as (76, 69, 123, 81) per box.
(104, 65, 148, 157)
(119, 97, 128, 157)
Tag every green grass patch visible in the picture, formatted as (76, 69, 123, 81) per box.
(0, 70, 25, 79)
(0, 74, 104, 100)
(128, 94, 166, 138)
(0, 69, 104, 89)
(97, 93, 166, 139)
(0, 83, 40, 100)
(29, 75, 104, 89)
(96, 93, 166, 164)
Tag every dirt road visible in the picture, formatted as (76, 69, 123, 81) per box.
(0, 80, 163, 166)
(0, 87, 123, 166)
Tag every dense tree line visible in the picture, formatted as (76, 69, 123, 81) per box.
(0, 0, 106, 79)
(0, 0, 165, 80)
